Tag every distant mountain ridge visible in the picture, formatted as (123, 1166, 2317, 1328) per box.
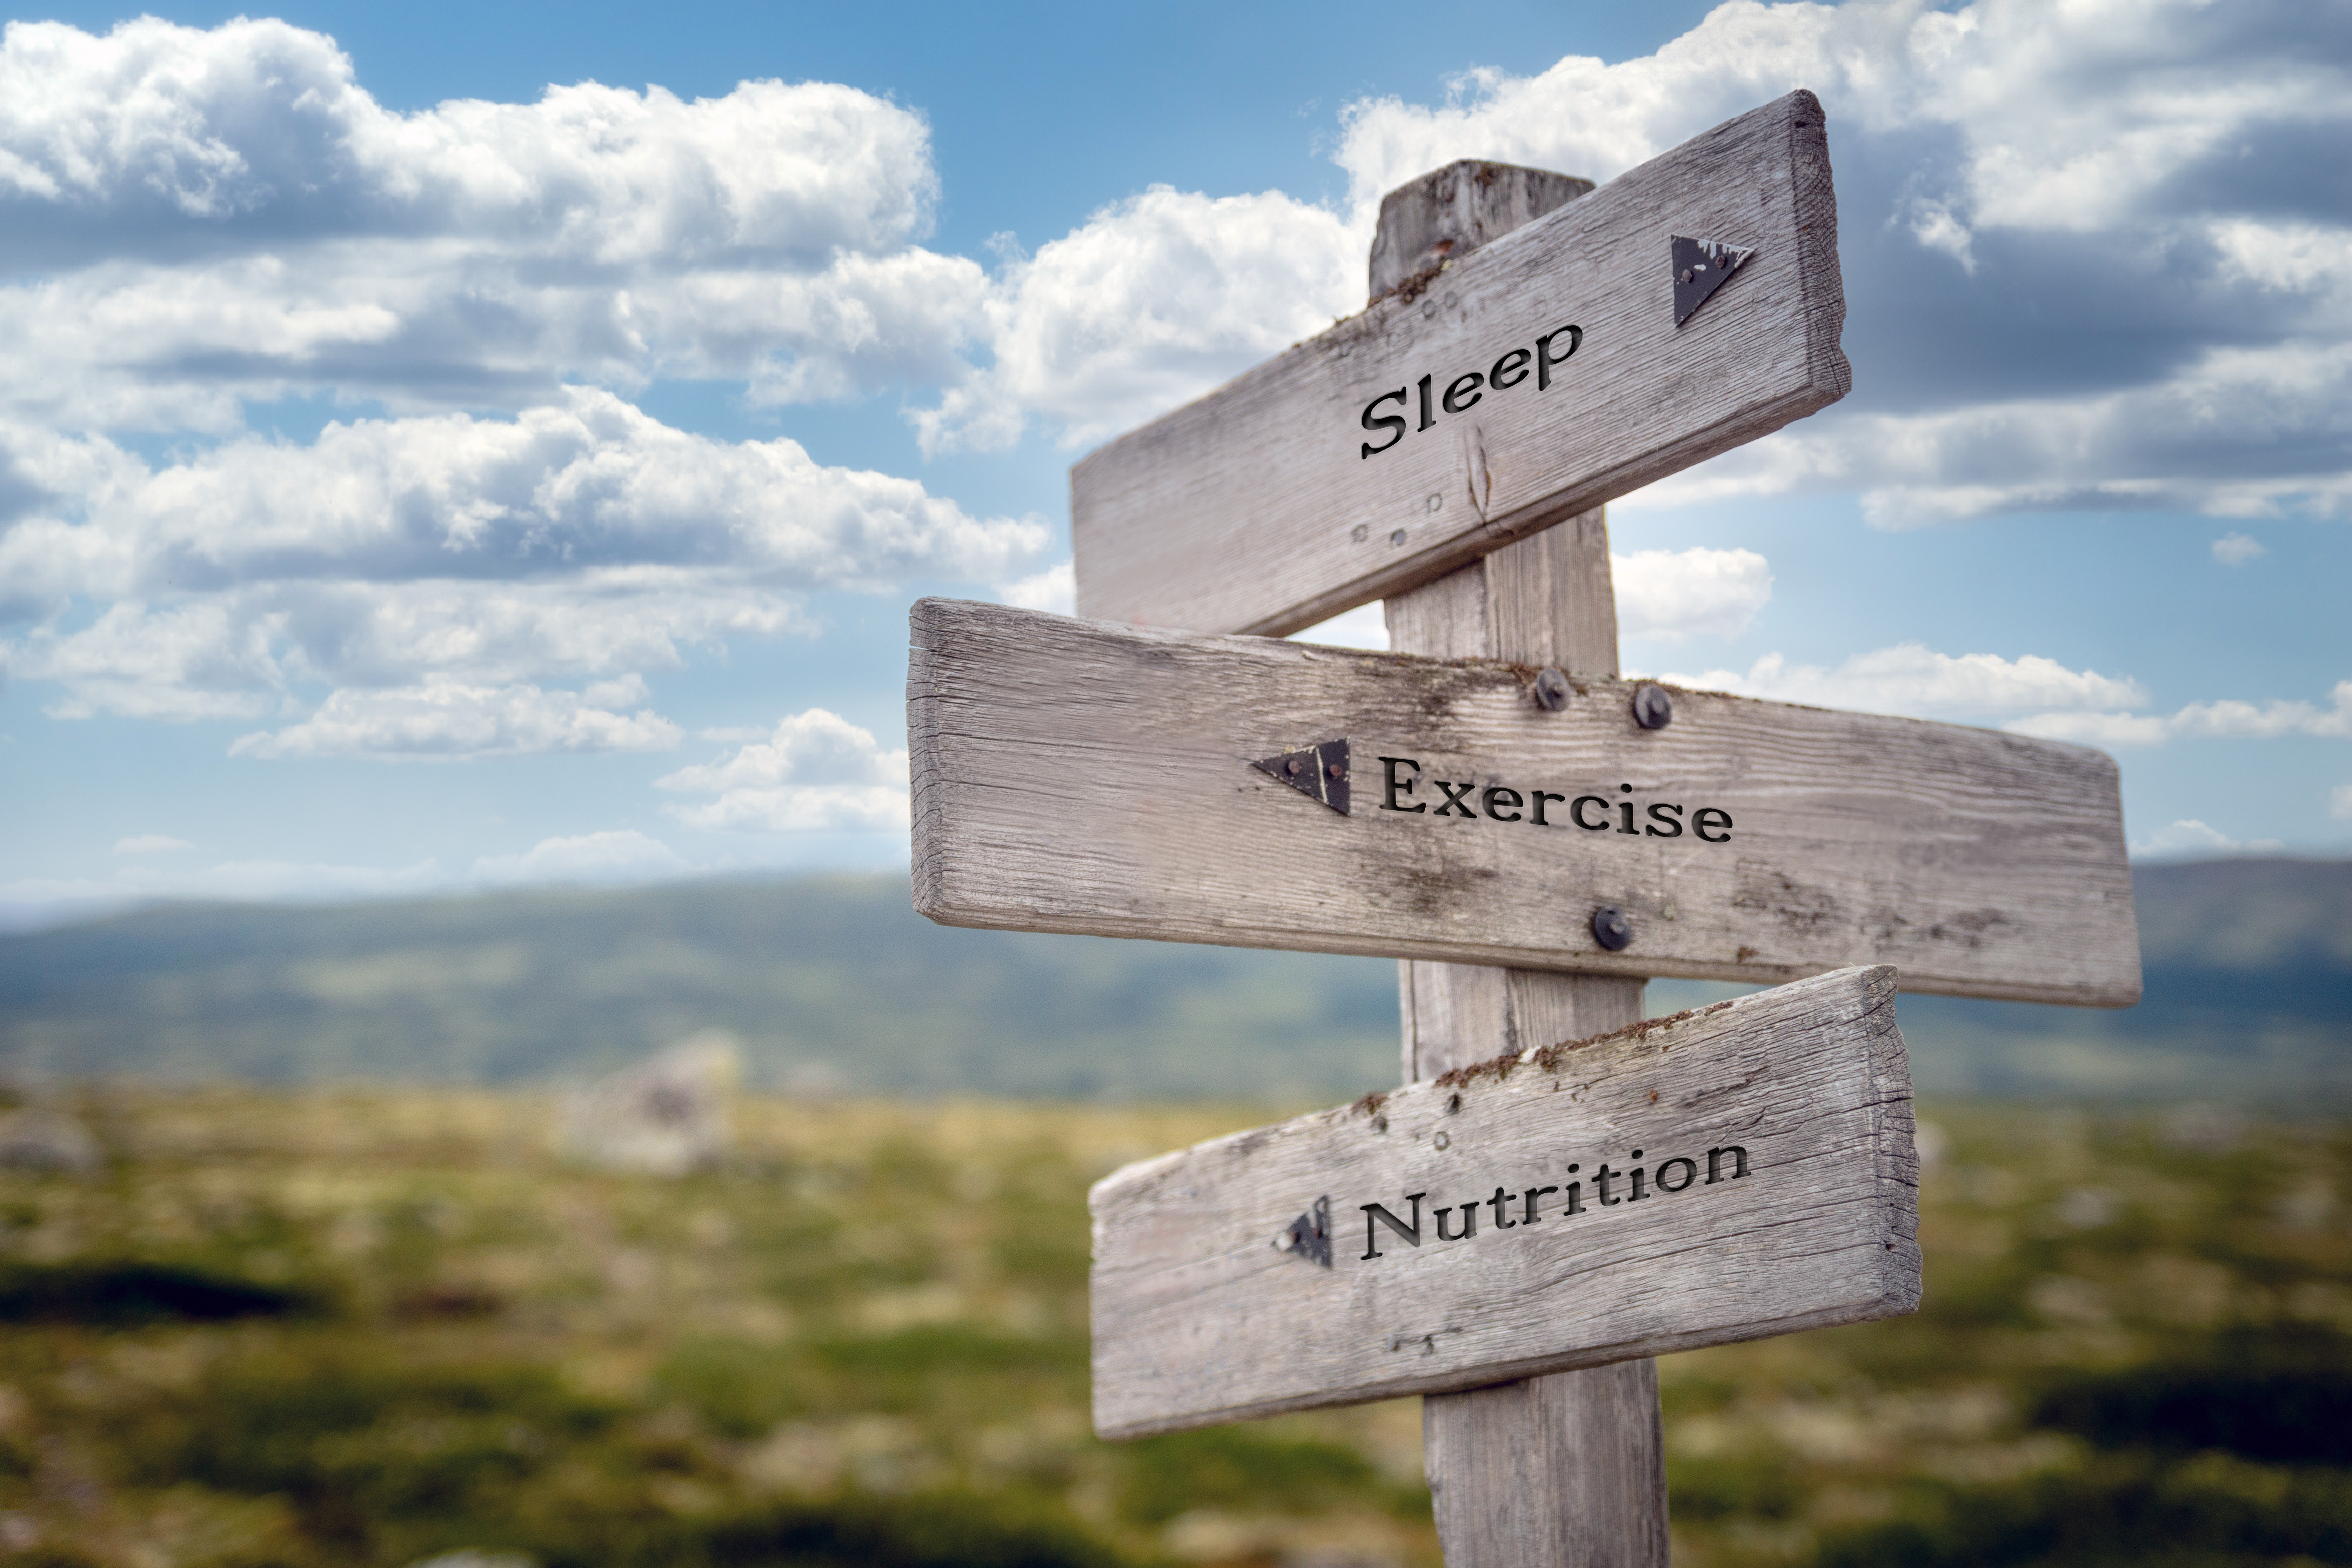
(2, 859, 2346, 1103)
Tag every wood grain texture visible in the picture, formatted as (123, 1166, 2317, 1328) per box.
(1087, 965, 1920, 1437)
(907, 598, 2141, 1006)
(1404, 953, 1655, 1568)
(1069, 91, 1849, 638)
(1383, 511, 1619, 671)
(1389, 503, 1660, 1568)
(1368, 161, 1595, 302)
(1386, 522, 1635, 1080)
(1401, 961, 1647, 1085)
(1423, 1362, 1668, 1568)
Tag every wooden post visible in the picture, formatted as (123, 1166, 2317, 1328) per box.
(1378, 163, 1670, 1568)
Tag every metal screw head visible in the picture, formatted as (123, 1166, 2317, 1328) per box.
(1592, 906, 1634, 951)
(1285, 758, 1303, 775)
(1631, 683, 1673, 730)
(1534, 667, 1571, 712)
(1326, 762, 1345, 779)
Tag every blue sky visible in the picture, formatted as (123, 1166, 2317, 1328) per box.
(2, 0, 2348, 924)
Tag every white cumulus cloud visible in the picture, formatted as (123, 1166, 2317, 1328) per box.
(657, 708, 908, 832)
(1287, 546, 1771, 652)
(2, 827, 708, 926)
(111, 835, 192, 855)
(0, 17, 981, 425)
(1663, 643, 2146, 719)
(2, 388, 1045, 731)
(467, 829, 694, 886)
(913, 186, 1359, 454)
(2005, 681, 2352, 748)
(0, 857, 448, 924)
(0, 17, 1054, 746)
(229, 674, 683, 760)
(998, 561, 1076, 615)
(7, 2, 2348, 766)
(2131, 820, 2284, 858)
(2212, 532, 2267, 565)
(1291, 601, 1391, 651)
(1613, 548, 1773, 641)
(1641, 341, 2352, 528)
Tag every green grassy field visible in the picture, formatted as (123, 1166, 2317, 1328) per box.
(2, 1087, 2348, 1568)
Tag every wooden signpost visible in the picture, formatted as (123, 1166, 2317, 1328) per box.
(1091, 965, 1919, 1438)
(905, 90, 2140, 1566)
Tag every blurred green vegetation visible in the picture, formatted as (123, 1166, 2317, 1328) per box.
(5, 857, 2349, 1102)
(0, 878, 1401, 1102)
(0, 1088, 2346, 1566)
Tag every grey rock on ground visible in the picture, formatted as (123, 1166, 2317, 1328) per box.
(557, 1030, 738, 1176)
(0, 1108, 101, 1172)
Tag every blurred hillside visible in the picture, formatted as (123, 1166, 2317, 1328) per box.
(1, 858, 2347, 1102)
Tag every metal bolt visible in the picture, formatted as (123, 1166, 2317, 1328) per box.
(1632, 683, 1673, 730)
(1327, 762, 1345, 779)
(1592, 906, 1634, 951)
(1285, 758, 1303, 775)
(1534, 667, 1571, 712)
(1389, 528, 1407, 546)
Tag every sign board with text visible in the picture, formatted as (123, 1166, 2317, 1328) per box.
(1070, 91, 1849, 637)
(1089, 966, 1918, 1438)
(908, 599, 2141, 1007)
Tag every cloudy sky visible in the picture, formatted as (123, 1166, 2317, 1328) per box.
(2, 0, 2347, 924)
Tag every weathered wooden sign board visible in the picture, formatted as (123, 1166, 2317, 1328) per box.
(1091, 966, 1918, 1438)
(1071, 90, 1849, 637)
(908, 598, 2141, 1007)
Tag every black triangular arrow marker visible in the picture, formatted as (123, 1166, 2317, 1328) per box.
(1273, 1196, 1332, 1267)
(1251, 738, 1349, 815)
(1671, 235, 1756, 325)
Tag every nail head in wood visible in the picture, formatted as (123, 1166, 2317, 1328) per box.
(1534, 666, 1571, 711)
(1592, 906, 1634, 951)
(1632, 683, 1674, 730)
